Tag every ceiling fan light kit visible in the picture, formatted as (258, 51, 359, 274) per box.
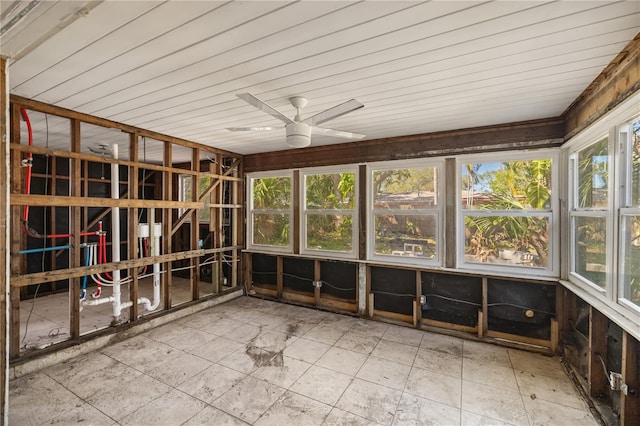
(227, 93, 365, 148)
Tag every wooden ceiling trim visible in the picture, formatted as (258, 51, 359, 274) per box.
(243, 117, 564, 172)
(563, 32, 640, 140)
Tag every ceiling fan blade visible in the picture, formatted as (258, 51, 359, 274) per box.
(313, 126, 365, 140)
(302, 99, 364, 126)
(226, 126, 275, 132)
(237, 93, 294, 125)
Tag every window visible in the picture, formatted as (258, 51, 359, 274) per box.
(368, 160, 442, 265)
(564, 91, 640, 327)
(178, 174, 212, 222)
(619, 117, 640, 310)
(459, 151, 558, 276)
(301, 167, 357, 257)
(569, 137, 610, 291)
(247, 172, 292, 251)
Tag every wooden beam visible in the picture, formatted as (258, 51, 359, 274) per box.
(10, 143, 242, 180)
(276, 256, 283, 299)
(11, 194, 203, 209)
(292, 170, 300, 254)
(171, 179, 221, 236)
(10, 246, 241, 287)
(244, 117, 564, 172)
(480, 277, 488, 338)
(621, 332, 639, 426)
(69, 119, 81, 340)
(9, 102, 23, 359)
(588, 306, 609, 397)
(10, 95, 242, 159)
(191, 148, 199, 302)
(0, 55, 9, 423)
(163, 142, 172, 309)
(564, 33, 640, 139)
(314, 259, 321, 307)
(129, 133, 139, 322)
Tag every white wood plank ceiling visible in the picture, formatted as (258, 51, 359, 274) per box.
(2, 0, 639, 160)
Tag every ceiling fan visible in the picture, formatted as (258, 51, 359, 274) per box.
(227, 93, 365, 148)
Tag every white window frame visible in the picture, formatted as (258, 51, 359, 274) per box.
(456, 149, 560, 278)
(568, 135, 613, 295)
(562, 90, 640, 339)
(300, 165, 358, 259)
(246, 170, 293, 253)
(366, 158, 444, 266)
(617, 114, 640, 315)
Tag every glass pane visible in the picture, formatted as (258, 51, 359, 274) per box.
(631, 119, 640, 207)
(306, 173, 355, 209)
(252, 213, 289, 246)
(306, 213, 352, 252)
(374, 214, 437, 259)
(577, 137, 608, 208)
(622, 215, 640, 308)
(373, 166, 438, 208)
(461, 159, 552, 210)
(573, 216, 607, 289)
(464, 215, 549, 268)
(252, 177, 291, 209)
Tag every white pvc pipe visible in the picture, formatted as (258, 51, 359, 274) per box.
(141, 207, 161, 311)
(111, 144, 121, 321)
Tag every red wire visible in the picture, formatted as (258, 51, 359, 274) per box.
(20, 108, 76, 240)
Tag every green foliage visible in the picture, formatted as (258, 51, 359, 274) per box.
(253, 177, 291, 209)
(464, 159, 552, 266)
(577, 137, 608, 208)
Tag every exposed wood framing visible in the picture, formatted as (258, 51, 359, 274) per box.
(1, 55, 9, 424)
(128, 133, 139, 321)
(588, 306, 609, 397)
(10, 95, 239, 159)
(621, 332, 639, 426)
(564, 33, 640, 140)
(8, 98, 243, 360)
(69, 119, 81, 340)
(244, 118, 564, 172)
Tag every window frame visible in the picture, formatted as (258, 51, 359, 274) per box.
(568, 135, 613, 295)
(562, 90, 640, 332)
(246, 170, 293, 253)
(300, 165, 359, 259)
(366, 158, 444, 266)
(178, 173, 212, 223)
(456, 149, 560, 278)
(617, 114, 640, 314)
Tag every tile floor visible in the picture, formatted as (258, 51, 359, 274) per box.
(19, 276, 217, 352)
(10, 296, 599, 425)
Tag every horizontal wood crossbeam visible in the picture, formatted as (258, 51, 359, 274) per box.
(10, 96, 241, 159)
(11, 194, 203, 209)
(10, 245, 241, 287)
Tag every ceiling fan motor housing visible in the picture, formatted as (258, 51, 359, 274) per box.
(285, 122, 312, 148)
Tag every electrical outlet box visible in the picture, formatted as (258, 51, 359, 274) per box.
(610, 372, 623, 391)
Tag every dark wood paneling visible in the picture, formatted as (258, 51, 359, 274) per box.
(244, 118, 564, 172)
(564, 33, 640, 139)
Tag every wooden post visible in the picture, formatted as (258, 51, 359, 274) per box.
(231, 161, 239, 287)
(314, 259, 321, 307)
(276, 256, 283, 299)
(1, 54, 10, 423)
(550, 319, 559, 353)
(214, 158, 223, 292)
(69, 119, 81, 340)
(444, 158, 457, 268)
(128, 133, 139, 321)
(480, 277, 488, 338)
(162, 141, 172, 309)
(588, 306, 609, 397)
(191, 148, 199, 301)
(9, 103, 23, 358)
(415, 270, 421, 328)
(621, 332, 639, 426)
